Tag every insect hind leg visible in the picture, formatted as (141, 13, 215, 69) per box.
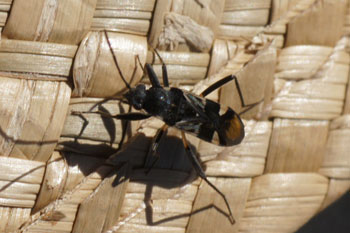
(238, 99, 263, 115)
(181, 132, 235, 224)
(200, 75, 235, 97)
(201, 75, 263, 115)
(229, 75, 264, 113)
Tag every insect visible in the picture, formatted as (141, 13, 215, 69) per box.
(93, 31, 262, 224)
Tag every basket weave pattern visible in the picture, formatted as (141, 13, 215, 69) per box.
(0, 0, 349, 233)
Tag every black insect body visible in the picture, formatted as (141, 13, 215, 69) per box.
(126, 83, 245, 147)
(100, 31, 261, 225)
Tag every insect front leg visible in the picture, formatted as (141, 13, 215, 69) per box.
(181, 132, 235, 224)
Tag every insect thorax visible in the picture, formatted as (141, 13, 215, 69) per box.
(142, 87, 197, 126)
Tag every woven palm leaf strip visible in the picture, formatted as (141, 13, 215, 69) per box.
(0, 0, 349, 233)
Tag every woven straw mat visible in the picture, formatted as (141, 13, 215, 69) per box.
(0, 0, 349, 233)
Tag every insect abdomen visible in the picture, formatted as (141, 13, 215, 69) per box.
(175, 94, 245, 146)
(217, 108, 245, 146)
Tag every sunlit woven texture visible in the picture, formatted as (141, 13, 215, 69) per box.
(0, 0, 349, 233)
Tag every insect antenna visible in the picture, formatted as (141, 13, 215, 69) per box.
(104, 30, 131, 90)
(87, 31, 147, 112)
(149, 46, 165, 64)
(135, 54, 148, 83)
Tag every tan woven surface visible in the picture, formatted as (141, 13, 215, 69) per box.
(0, 0, 349, 232)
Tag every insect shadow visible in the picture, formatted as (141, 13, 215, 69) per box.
(58, 101, 133, 160)
(107, 131, 233, 226)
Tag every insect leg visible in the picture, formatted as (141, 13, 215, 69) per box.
(238, 100, 263, 115)
(201, 75, 263, 113)
(228, 75, 263, 110)
(149, 46, 169, 87)
(77, 110, 151, 121)
(181, 132, 235, 224)
(200, 75, 236, 97)
(115, 112, 152, 120)
(144, 124, 169, 173)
